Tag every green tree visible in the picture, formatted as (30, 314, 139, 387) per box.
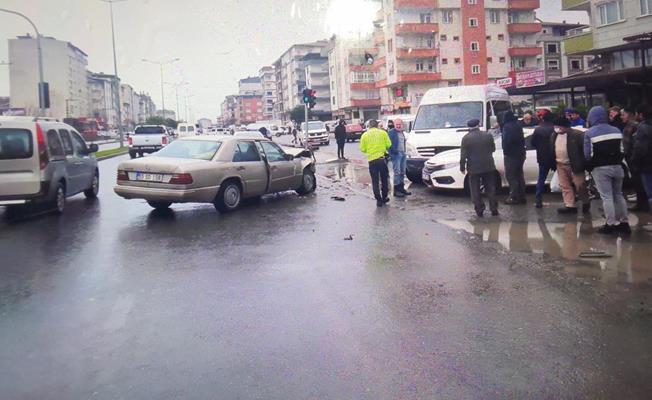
(290, 105, 306, 123)
(146, 116, 178, 129)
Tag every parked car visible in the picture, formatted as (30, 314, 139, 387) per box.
(421, 128, 546, 191)
(114, 136, 316, 212)
(345, 122, 364, 142)
(0, 116, 99, 214)
(129, 125, 171, 158)
(300, 121, 330, 146)
(176, 123, 197, 138)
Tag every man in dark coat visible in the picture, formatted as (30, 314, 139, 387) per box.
(609, 106, 626, 132)
(621, 107, 648, 212)
(531, 111, 556, 208)
(461, 119, 499, 218)
(631, 105, 652, 211)
(334, 119, 347, 159)
(501, 110, 527, 204)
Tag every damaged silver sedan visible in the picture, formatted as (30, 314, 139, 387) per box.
(114, 136, 316, 212)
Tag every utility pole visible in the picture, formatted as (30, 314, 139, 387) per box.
(0, 8, 47, 116)
(304, 103, 309, 149)
(99, 0, 127, 147)
(142, 58, 180, 120)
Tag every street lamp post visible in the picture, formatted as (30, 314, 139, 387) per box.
(99, 0, 127, 147)
(166, 81, 189, 122)
(142, 58, 180, 120)
(0, 8, 46, 116)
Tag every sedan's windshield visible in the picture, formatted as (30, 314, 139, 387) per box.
(413, 102, 483, 131)
(154, 140, 221, 160)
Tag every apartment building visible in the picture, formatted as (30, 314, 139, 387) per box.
(120, 83, 135, 128)
(303, 53, 332, 120)
(561, 0, 652, 104)
(137, 92, 156, 124)
(537, 22, 593, 81)
(238, 76, 263, 95)
(235, 95, 263, 125)
(220, 95, 238, 126)
(328, 36, 382, 122)
(88, 72, 119, 128)
(272, 40, 329, 121)
(374, 0, 541, 114)
(9, 35, 90, 118)
(259, 66, 277, 120)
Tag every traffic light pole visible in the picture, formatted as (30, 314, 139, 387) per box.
(304, 104, 309, 150)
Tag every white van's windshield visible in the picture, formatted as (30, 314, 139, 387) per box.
(413, 102, 483, 131)
(302, 122, 325, 131)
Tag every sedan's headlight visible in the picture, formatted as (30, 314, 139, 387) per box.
(424, 162, 459, 173)
(406, 142, 420, 158)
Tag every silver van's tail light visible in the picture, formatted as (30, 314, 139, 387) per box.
(35, 123, 49, 170)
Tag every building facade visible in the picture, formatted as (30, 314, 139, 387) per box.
(259, 66, 277, 121)
(303, 53, 332, 120)
(537, 22, 592, 81)
(238, 76, 263, 95)
(373, 0, 541, 114)
(235, 95, 263, 125)
(272, 40, 329, 121)
(88, 72, 119, 128)
(220, 95, 238, 126)
(9, 35, 90, 118)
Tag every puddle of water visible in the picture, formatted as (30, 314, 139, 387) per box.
(324, 163, 373, 186)
(439, 216, 652, 285)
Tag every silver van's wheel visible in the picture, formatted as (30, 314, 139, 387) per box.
(214, 180, 242, 213)
(54, 183, 66, 214)
(84, 171, 99, 198)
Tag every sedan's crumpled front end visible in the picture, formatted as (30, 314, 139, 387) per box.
(422, 150, 466, 190)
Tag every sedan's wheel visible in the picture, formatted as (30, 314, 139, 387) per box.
(214, 181, 242, 213)
(407, 171, 423, 184)
(147, 201, 172, 210)
(84, 171, 100, 198)
(296, 169, 316, 195)
(54, 183, 66, 214)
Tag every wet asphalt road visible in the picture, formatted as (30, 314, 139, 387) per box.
(1, 150, 652, 399)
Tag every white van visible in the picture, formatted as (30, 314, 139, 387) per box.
(405, 84, 511, 183)
(176, 123, 196, 137)
(381, 114, 416, 132)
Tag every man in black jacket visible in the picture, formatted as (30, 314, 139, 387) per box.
(631, 105, 652, 210)
(531, 111, 556, 208)
(551, 118, 590, 214)
(334, 119, 347, 159)
(461, 119, 499, 218)
(501, 111, 527, 204)
(621, 107, 648, 212)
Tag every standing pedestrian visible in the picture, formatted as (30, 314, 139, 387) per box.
(584, 106, 630, 234)
(360, 120, 391, 207)
(334, 119, 347, 160)
(388, 118, 411, 197)
(608, 106, 625, 132)
(621, 107, 648, 212)
(630, 105, 652, 211)
(501, 111, 527, 204)
(531, 111, 556, 208)
(551, 117, 590, 214)
(520, 111, 538, 128)
(460, 119, 499, 218)
(568, 109, 586, 128)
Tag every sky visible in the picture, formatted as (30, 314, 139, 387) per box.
(0, 0, 588, 120)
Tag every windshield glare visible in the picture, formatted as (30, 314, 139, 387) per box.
(154, 140, 221, 160)
(413, 102, 483, 131)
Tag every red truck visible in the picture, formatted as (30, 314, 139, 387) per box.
(345, 122, 365, 142)
(63, 118, 99, 141)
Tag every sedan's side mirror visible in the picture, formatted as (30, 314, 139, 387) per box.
(284, 153, 294, 161)
(88, 143, 99, 153)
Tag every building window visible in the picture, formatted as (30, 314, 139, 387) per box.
(420, 13, 432, 23)
(440, 34, 447, 41)
(546, 43, 559, 54)
(332, 96, 336, 105)
(486, 35, 492, 41)
(453, 36, 460, 41)
(468, 0, 478, 4)
(487, 57, 493, 63)
(498, 34, 505, 41)
(598, 1, 624, 25)
(471, 65, 481, 74)
(470, 42, 480, 51)
(570, 59, 582, 71)
(469, 18, 479, 27)
(442, 10, 453, 24)
(490, 10, 500, 24)
(388, 39, 393, 52)
(642, 0, 652, 15)
(448, 81, 459, 87)
(454, 58, 461, 64)
(416, 62, 424, 72)
(611, 50, 641, 70)
(514, 58, 527, 69)
(442, 58, 448, 64)
(547, 60, 560, 70)
(499, 57, 506, 63)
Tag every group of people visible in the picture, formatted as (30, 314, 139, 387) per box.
(358, 119, 411, 207)
(461, 103, 652, 235)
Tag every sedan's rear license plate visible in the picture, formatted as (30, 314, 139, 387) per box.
(135, 172, 164, 182)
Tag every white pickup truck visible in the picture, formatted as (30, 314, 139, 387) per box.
(128, 125, 171, 158)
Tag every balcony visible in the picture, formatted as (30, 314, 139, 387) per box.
(508, 0, 540, 10)
(375, 79, 387, 89)
(508, 46, 542, 57)
(395, 0, 437, 8)
(350, 98, 381, 107)
(562, 0, 591, 11)
(564, 28, 593, 54)
(507, 22, 542, 34)
(397, 72, 441, 83)
(397, 47, 440, 58)
(372, 56, 386, 71)
(395, 23, 439, 35)
(374, 31, 385, 46)
(350, 64, 375, 72)
(351, 82, 377, 90)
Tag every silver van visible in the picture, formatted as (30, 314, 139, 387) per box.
(0, 116, 99, 214)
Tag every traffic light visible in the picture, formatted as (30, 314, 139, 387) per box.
(302, 88, 311, 105)
(302, 88, 317, 109)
